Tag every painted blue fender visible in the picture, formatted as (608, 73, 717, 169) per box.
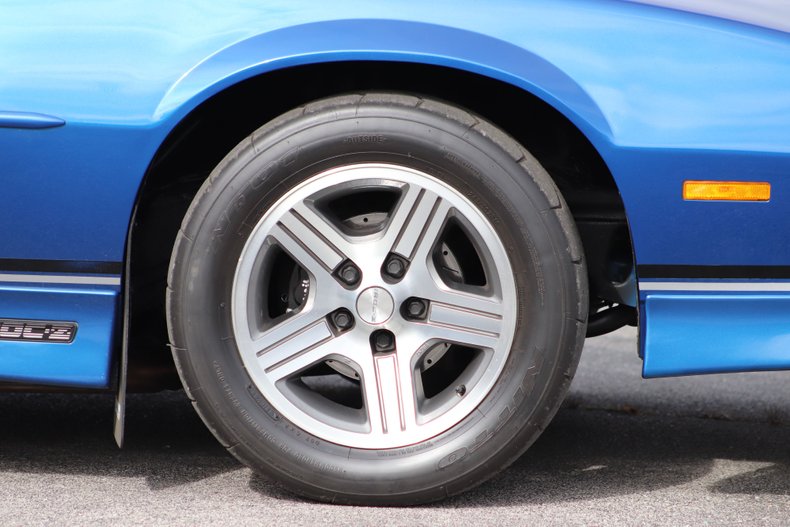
(153, 19, 613, 139)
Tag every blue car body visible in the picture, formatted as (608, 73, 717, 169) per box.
(1, 0, 789, 387)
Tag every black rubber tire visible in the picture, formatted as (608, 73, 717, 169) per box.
(167, 93, 587, 505)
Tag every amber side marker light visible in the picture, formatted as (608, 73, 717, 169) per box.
(683, 181, 771, 202)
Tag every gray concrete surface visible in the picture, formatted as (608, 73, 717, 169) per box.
(2, 327, 790, 525)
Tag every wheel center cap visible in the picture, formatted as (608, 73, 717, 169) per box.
(356, 287, 394, 325)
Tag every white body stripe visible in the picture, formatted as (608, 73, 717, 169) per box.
(0, 273, 121, 286)
(640, 281, 790, 292)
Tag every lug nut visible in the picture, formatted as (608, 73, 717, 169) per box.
(406, 298, 427, 319)
(383, 255, 407, 279)
(332, 310, 353, 330)
(373, 330, 395, 352)
(338, 262, 361, 286)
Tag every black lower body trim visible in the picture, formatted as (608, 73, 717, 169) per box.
(0, 259, 122, 275)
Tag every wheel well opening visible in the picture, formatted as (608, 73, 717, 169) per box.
(128, 61, 634, 389)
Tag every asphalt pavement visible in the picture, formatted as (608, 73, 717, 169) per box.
(2, 327, 790, 525)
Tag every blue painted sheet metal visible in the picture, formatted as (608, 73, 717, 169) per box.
(0, 0, 788, 267)
(0, 282, 119, 388)
(641, 290, 790, 377)
(0, 125, 155, 262)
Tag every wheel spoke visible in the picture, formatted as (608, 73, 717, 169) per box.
(276, 202, 355, 275)
(360, 352, 418, 435)
(380, 184, 423, 252)
(425, 303, 503, 349)
(290, 201, 359, 262)
(416, 287, 504, 349)
(252, 312, 335, 379)
(268, 224, 341, 293)
(385, 185, 451, 262)
(412, 198, 452, 264)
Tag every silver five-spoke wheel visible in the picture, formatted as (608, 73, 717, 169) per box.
(233, 163, 517, 449)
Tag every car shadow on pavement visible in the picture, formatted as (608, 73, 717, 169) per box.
(709, 463, 790, 496)
(1, 390, 789, 503)
(440, 407, 790, 507)
(0, 390, 238, 491)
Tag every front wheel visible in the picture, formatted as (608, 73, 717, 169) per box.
(167, 93, 586, 505)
